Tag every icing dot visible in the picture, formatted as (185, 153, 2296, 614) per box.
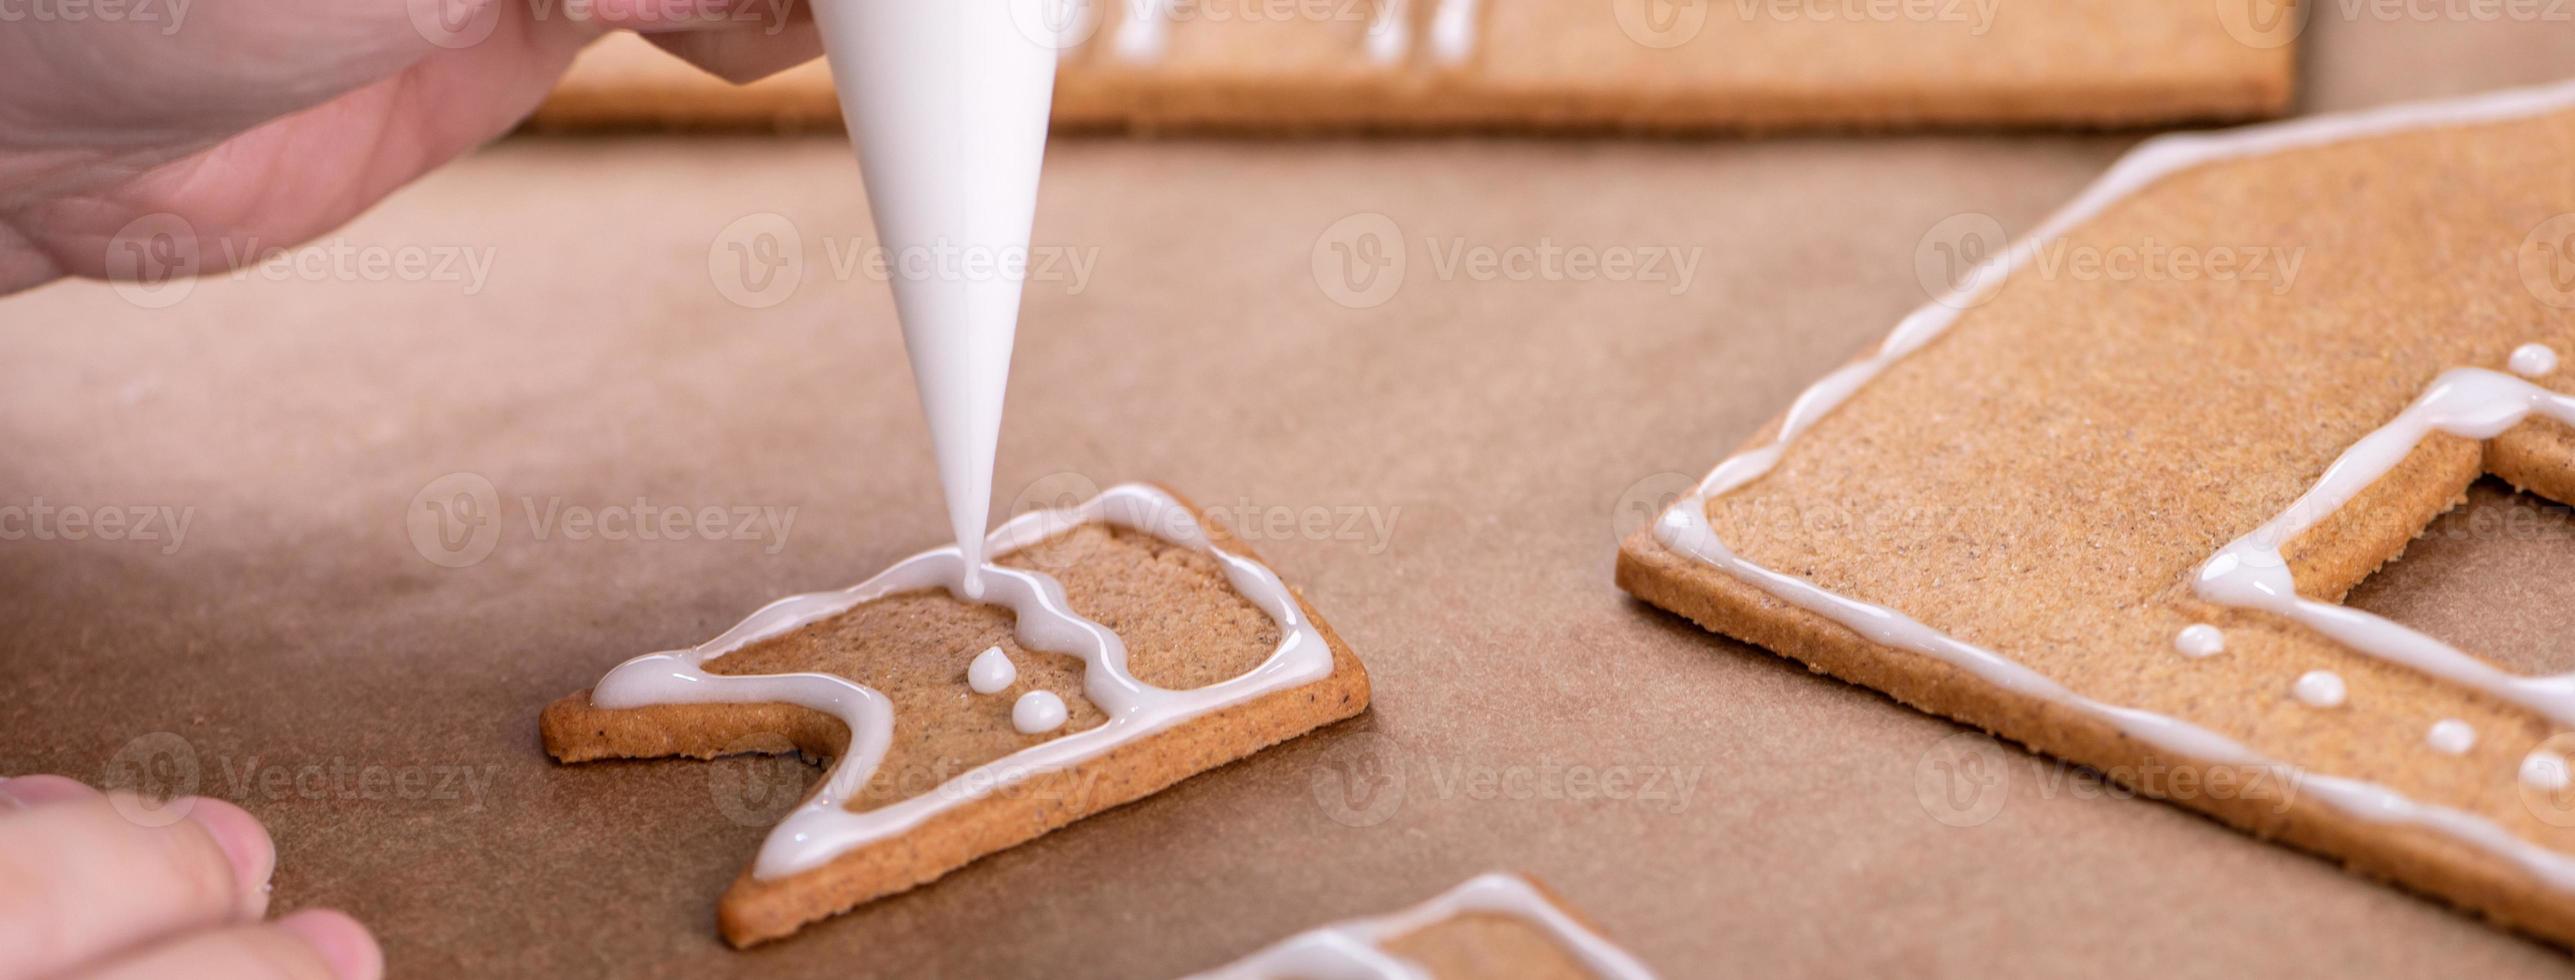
(1012, 691, 1068, 735)
(2425, 719, 2477, 755)
(2291, 670, 2346, 709)
(2509, 342, 2559, 378)
(2174, 624, 2225, 659)
(2523, 750, 2571, 791)
(967, 645, 1016, 695)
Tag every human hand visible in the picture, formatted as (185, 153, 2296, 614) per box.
(0, 0, 824, 294)
(0, 775, 383, 980)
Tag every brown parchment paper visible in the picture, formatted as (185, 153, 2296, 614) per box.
(2, 16, 2573, 980)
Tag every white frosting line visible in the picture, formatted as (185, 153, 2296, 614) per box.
(1012, 690, 1069, 734)
(2193, 368, 2575, 726)
(1427, 0, 1478, 66)
(588, 483, 1336, 880)
(1113, 0, 1172, 62)
(1652, 80, 2575, 898)
(2428, 719, 2478, 756)
(2175, 624, 2226, 659)
(2526, 750, 2572, 792)
(1189, 872, 1658, 980)
(1365, 0, 1411, 66)
(2292, 670, 2348, 709)
(968, 645, 1016, 695)
(2512, 342, 2561, 378)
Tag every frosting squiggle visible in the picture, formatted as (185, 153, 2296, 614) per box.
(1653, 80, 2575, 894)
(1190, 873, 1658, 980)
(589, 483, 1335, 880)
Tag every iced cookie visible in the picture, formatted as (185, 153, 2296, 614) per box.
(1191, 873, 1656, 979)
(529, 1, 2295, 132)
(1618, 81, 2575, 944)
(542, 483, 1370, 946)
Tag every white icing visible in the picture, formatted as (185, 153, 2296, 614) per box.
(2512, 342, 2560, 378)
(2427, 719, 2477, 755)
(811, 1, 1058, 601)
(2525, 751, 2572, 792)
(1651, 80, 2575, 898)
(2292, 670, 2347, 709)
(589, 484, 1335, 879)
(1427, 0, 1479, 66)
(2194, 367, 2575, 727)
(1012, 690, 1069, 734)
(1114, 0, 1173, 61)
(1190, 872, 1657, 980)
(968, 645, 1017, 694)
(2174, 624, 2225, 659)
(1365, 0, 1410, 66)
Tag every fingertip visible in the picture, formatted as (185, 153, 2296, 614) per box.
(0, 774, 105, 809)
(180, 797, 277, 914)
(277, 909, 385, 980)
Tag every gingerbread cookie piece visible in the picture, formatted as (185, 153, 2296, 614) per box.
(1191, 873, 1656, 979)
(542, 484, 1369, 946)
(529, 1, 2296, 132)
(1619, 81, 2575, 944)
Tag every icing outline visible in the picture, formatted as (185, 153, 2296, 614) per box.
(1651, 80, 2575, 893)
(589, 483, 1336, 880)
(1190, 872, 1658, 980)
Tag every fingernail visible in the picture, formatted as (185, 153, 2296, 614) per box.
(181, 798, 277, 915)
(278, 909, 384, 980)
(0, 774, 103, 810)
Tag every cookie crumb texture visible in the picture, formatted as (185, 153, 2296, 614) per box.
(543, 518, 1368, 946)
(1620, 103, 2575, 942)
(530, 0, 2294, 133)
